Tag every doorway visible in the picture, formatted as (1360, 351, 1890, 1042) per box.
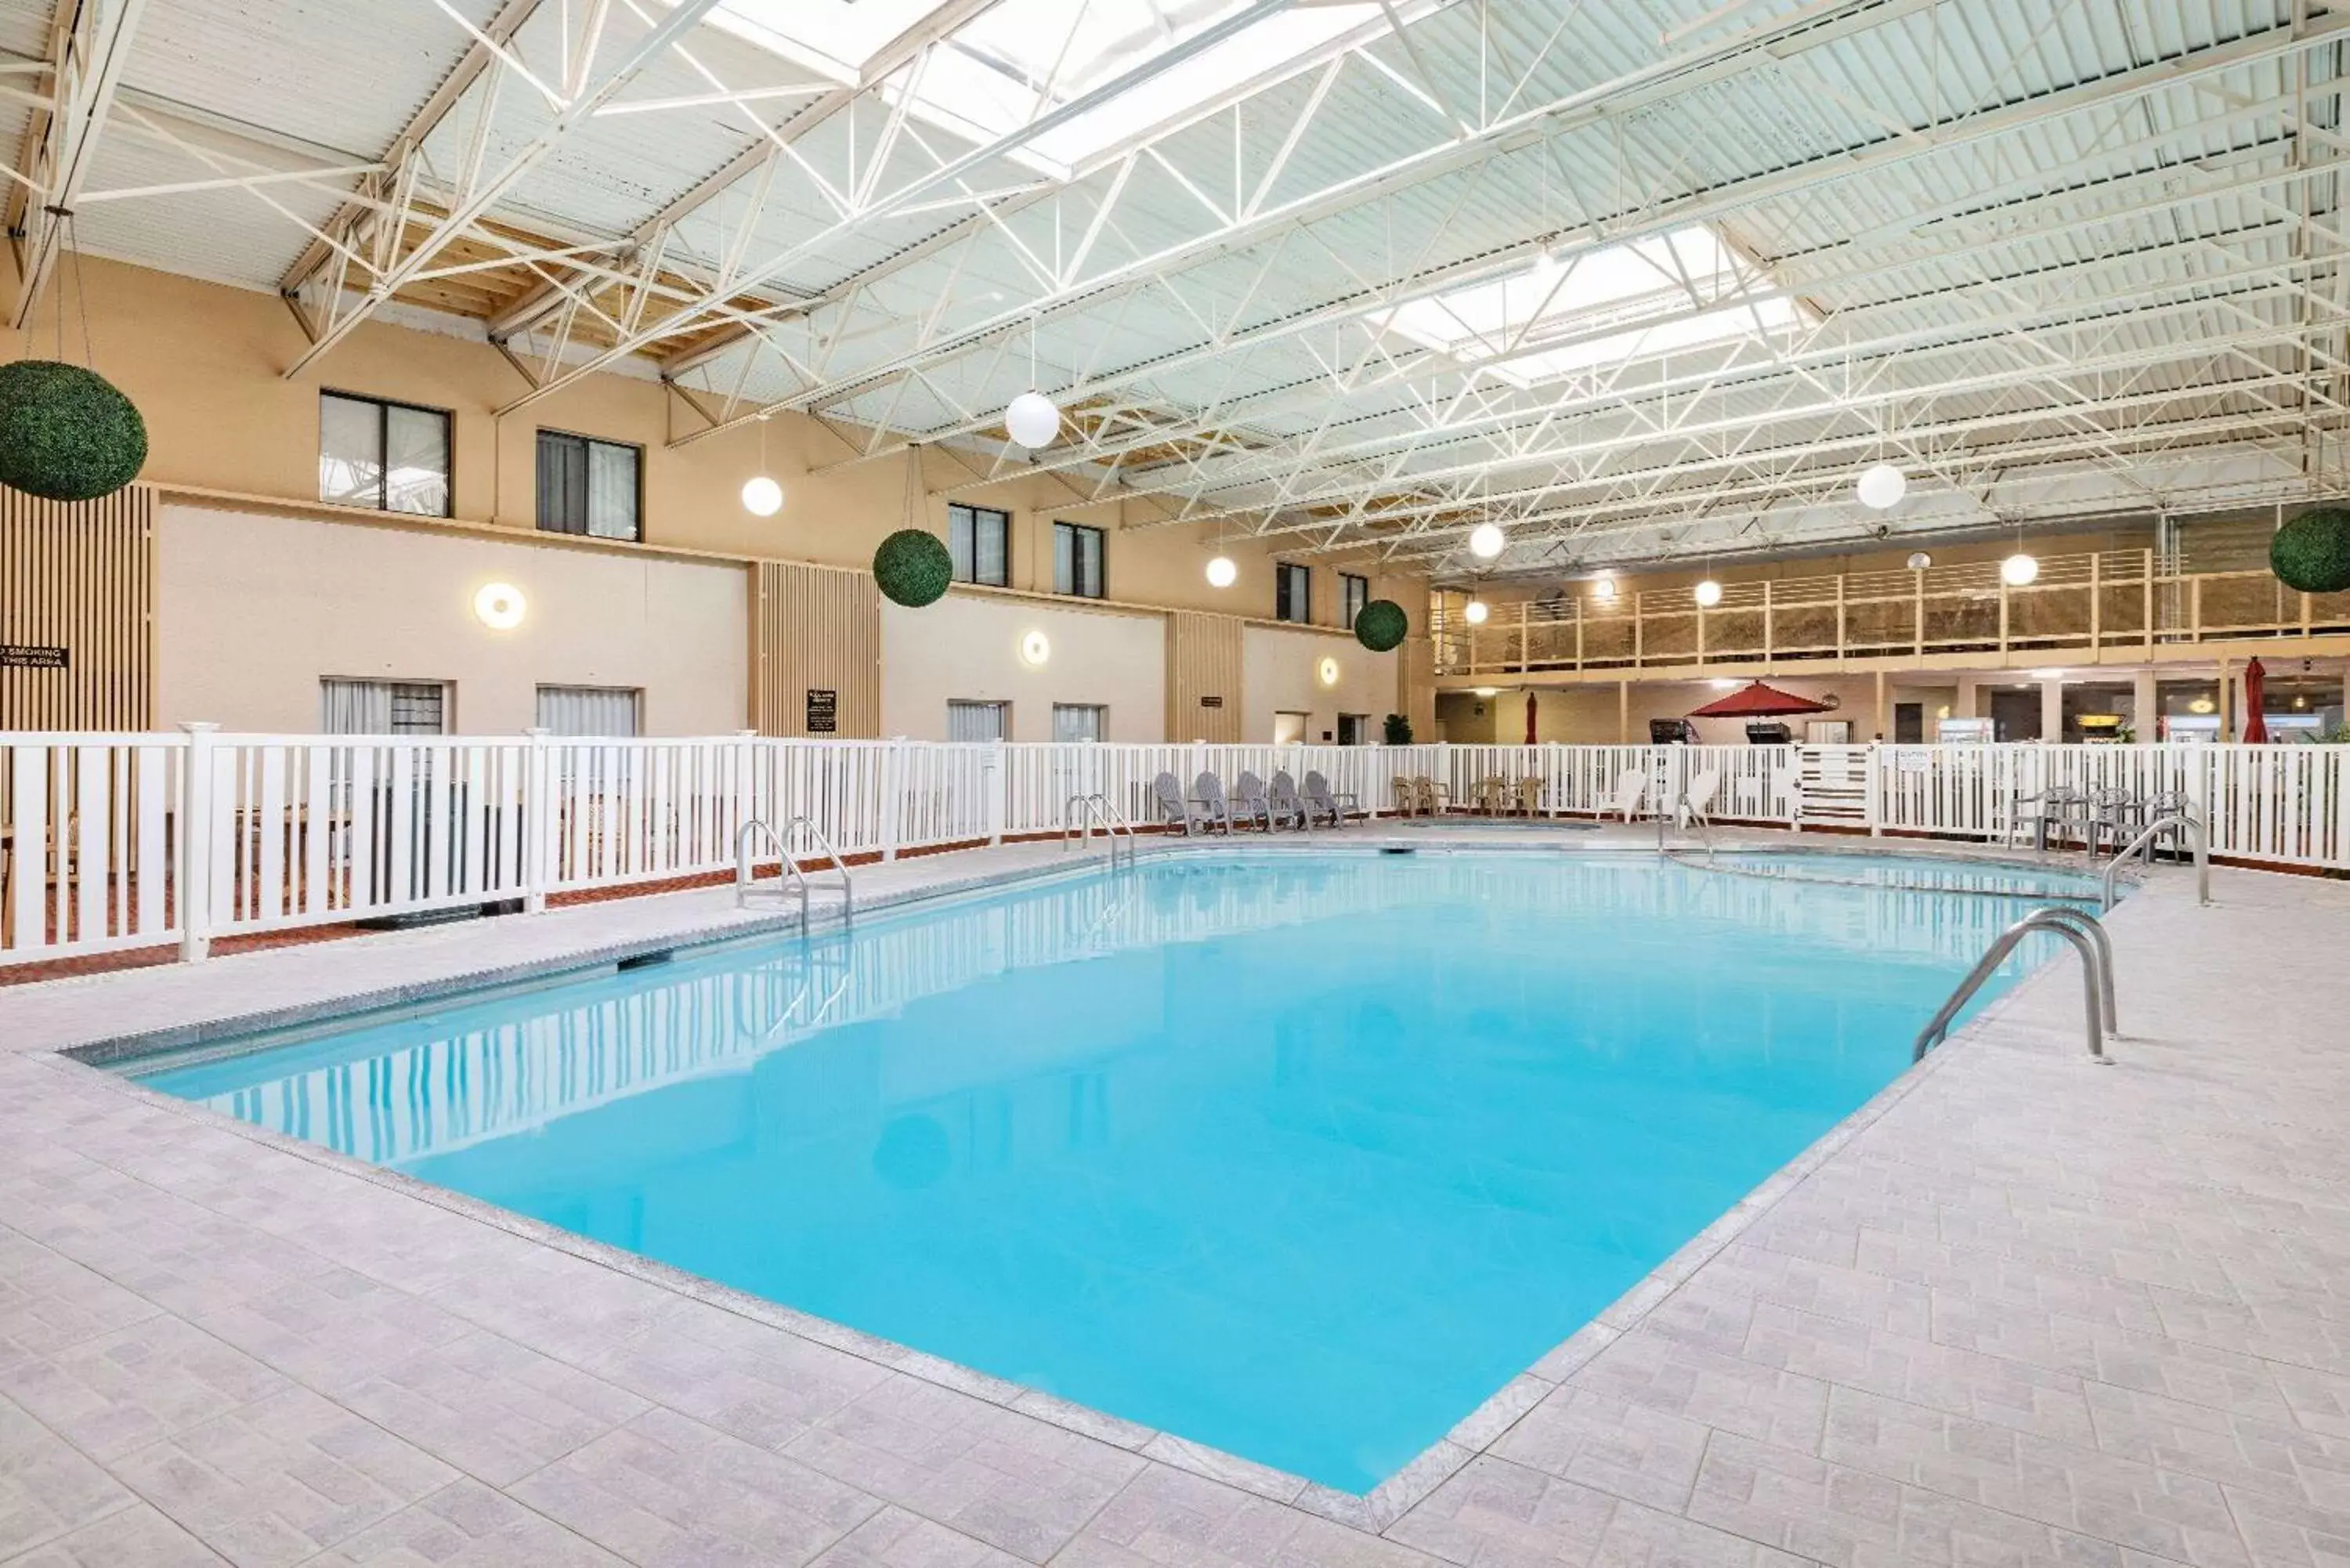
(1273, 710, 1310, 745)
(1893, 702, 1924, 744)
(1989, 688, 2041, 741)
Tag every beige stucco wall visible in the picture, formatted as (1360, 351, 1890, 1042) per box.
(879, 594, 1165, 741)
(155, 504, 748, 735)
(1240, 623, 1395, 743)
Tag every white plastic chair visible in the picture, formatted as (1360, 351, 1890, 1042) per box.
(1607, 769, 1649, 822)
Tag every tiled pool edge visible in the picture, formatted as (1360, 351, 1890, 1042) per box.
(18, 829, 2107, 1535)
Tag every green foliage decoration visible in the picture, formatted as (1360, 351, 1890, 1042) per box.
(2271, 508, 2350, 595)
(1354, 598, 1408, 652)
(873, 528, 955, 607)
(0, 360, 147, 503)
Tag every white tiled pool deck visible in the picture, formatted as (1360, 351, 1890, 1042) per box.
(3, 827, 2347, 1566)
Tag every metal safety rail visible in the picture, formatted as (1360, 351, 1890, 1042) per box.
(1064, 793, 1138, 869)
(2101, 811, 2209, 911)
(736, 815, 856, 922)
(1914, 905, 2116, 1065)
(1655, 788, 1717, 859)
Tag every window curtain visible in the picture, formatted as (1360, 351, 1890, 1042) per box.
(536, 685, 642, 736)
(320, 677, 394, 735)
(947, 701, 1007, 742)
(1052, 704, 1104, 742)
(538, 433, 588, 533)
(587, 443, 638, 539)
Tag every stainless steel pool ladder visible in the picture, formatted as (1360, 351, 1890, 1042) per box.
(2099, 811, 2209, 912)
(736, 815, 855, 923)
(1914, 905, 2115, 1065)
(1654, 789, 1717, 859)
(1064, 793, 1137, 869)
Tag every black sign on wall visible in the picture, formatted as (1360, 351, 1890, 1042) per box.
(0, 645, 67, 670)
(805, 688, 838, 733)
(1198, 695, 1224, 708)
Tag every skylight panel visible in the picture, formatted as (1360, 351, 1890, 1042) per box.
(695, 0, 1429, 177)
(1368, 226, 1811, 388)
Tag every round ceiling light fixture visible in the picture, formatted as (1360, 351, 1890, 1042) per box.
(1467, 522, 1506, 559)
(472, 582, 526, 630)
(1019, 629, 1051, 667)
(1205, 554, 1238, 588)
(1906, 551, 1932, 571)
(740, 475, 783, 517)
(1463, 598, 1490, 625)
(1589, 570, 1618, 602)
(2001, 551, 2041, 587)
(1856, 462, 1907, 511)
(1473, 686, 1499, 698)
(1693, 578, 1723, 608)
(1005, 391, 1060, 450)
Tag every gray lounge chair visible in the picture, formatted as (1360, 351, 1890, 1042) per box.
(1270, 770, 1313, 831)
(1302, 771, 1355, 828)
(1191, 771, 1235, 835)
(1152, 771, 1217, 836)
(1234, 770, 1297, 831)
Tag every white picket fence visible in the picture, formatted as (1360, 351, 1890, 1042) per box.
(2, 728, 2344, 970)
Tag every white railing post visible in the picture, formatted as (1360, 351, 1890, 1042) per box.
(882, 738, 906, 862)
(520, 728, 552, 914)
(985, 738, 1005, 847)
(733, 729, 758, 848)
(1866, 740, 1883, 837)
(177, 722, 219, 962)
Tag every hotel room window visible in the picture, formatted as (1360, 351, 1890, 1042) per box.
(1275, 562, 1311, 623)
(1053, 703, 1107, 742)
(1054, 522, 1105, 598)
(319, 392, 451, 517)
(320, 678, 450, 735)
(537, 431, 642, 541)
(949, 504, 1010, 586)
(1341, 573, 1369, 629)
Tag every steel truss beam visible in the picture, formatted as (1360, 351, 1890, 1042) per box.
(9, 0, 148, 331)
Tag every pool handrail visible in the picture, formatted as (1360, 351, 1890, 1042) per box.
(1914, 905, 2113, 1065)
(736, 815, 856, 923)
(2099, 811, 2208, 911)
(1065, 793, 1137, 868)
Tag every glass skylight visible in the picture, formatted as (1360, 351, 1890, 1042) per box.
(1369, 226, 1810, 388)
(698, 0, 1423, 176)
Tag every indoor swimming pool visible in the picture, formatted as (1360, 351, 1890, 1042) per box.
(132, 849, 2074, 1494)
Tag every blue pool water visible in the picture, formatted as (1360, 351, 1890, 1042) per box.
(139, 851, 2070, 1492)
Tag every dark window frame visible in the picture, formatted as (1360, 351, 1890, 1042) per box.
(949, 503, 1012, 587)
(319, 391, 454, 518)
(1340, 572, 1369, 629)
(1054, 521, 1106, 598)
(535, 428, 645, 541)
(1275, 562, 1311, 623)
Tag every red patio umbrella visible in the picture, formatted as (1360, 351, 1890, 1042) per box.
(1524, 691, 1538, 745)
(2243, 658, 2269, 743)
(1686, 680, 1836, 719)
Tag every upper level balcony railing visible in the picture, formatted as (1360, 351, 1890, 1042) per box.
(1432, 549, 2350, 677)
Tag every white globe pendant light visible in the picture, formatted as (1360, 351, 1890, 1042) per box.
(1463, 598, 1489, 625)
(1468, 522, 1506, 560)
(742, 413, 783, 516)
(740, 475, 783, 517)
(1005, 391, 1060, 450)
(1856, 462, 1907, 510)
(1206, 555, 1238, 588)
(1693, 578, 1723, 607)
(1590, 570, 1617, 602)
(2001, 551, 2040, 587)
(1906, 551, 1932, 571)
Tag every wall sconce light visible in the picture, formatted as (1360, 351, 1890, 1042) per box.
(1019, 629, 1051, 667)
(473, 582, 526, 630)
(1318, 656, 1340, 687)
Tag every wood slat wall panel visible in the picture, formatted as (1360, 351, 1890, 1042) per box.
(0, 482, 154, 730)
(1166, 610, 1242, 743)
(752, 560, 880, 737)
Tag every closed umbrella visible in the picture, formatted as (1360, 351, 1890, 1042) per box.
(2243, 658, 2269, 743)
(1524, 692, 1538, 745)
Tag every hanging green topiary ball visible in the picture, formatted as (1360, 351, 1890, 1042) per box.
(0, 360, 146, 503)
(1354, 598, 1408, 652)
(873, 528, 955, 607)
(2272, 508, 2350, 595)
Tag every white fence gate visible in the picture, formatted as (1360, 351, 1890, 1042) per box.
(3, 729, 2344, 971)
